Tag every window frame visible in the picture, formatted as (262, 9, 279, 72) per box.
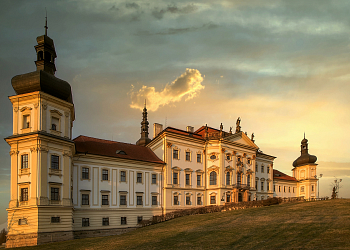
(102, 194, 109, 206)
(82, 218, 90, 227)
(186, 196, 191, 205)
(120, 170, 126, 182)
(21, 154, 29, 169)
(82, 167, 89, 180)
(151, 174, 157, 184)
(196, 153, 201, 163)
(173, 148, 179, 160)
(51, 155, 60, 170)
(209, 171, 217, 185)
(21, 187, 28, 202)
(226, 172, 230, 185)
(210, 195, 216, 205)
(152, 195, 157, 206)
(136, 195, 143, 206)
(102, 169, 109, 181)
(120, 194, 127, 206)
(81, 193, 90, 206)
(102, 217, 109, 226)
(173, 195, 179, 205)
(185, 151, 191, 161)
(121, 217, 127, 225)
(136, 172, 143, 183)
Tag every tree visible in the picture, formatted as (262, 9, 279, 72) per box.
(0, 228, 7, 244)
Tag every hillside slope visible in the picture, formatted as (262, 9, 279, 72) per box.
(14, 199, 350, 250)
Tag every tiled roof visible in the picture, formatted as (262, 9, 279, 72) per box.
(74, 135, 164, 164)
(162, 127, 204, 140)
(195, 126, 231, 138)
(273, 169, 297, 181)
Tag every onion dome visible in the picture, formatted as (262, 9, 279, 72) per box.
(11, 19, 73, 104)
(292, 134, 317, 167)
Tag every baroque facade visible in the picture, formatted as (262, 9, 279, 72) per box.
(5, 29, 318, 248)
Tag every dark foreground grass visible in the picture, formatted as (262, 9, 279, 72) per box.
(13, 199, 350, 250)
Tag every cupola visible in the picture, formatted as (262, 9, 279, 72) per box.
(292, 134, 317, 167)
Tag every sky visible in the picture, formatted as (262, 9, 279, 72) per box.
(1, 0, 350, 225)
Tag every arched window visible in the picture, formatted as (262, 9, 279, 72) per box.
(210, 171, 217, 185)
(37, 51, 43, 60)
(44, 51, 52, 62)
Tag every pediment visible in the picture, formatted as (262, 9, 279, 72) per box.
(224, 132, 259, 149)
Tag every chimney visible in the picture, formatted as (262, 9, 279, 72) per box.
(186, 126, 194, 133)
(153, 123, 163, 138)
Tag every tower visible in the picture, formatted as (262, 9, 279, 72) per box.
(136, 100, 151, 146)
(292, 135, 318, 199)
(5, 22, 75, 247)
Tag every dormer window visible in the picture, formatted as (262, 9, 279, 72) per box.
(116, 150, 126, 155)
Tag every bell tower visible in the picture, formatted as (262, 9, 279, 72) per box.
(136, 100, 152, 146)
(5, 20, 75, 248)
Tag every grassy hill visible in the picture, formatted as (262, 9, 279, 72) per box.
(13, 199, 350, 250)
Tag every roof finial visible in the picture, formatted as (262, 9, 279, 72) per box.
(304, 132, 305, 139)
(44, 8, 48, 36)
(144, 99, 146, 109)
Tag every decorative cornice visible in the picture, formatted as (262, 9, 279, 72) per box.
(38, 146, 49, 152)
(167, 142, 172, 148)
(14, 107, 19, 112)
(34, 103, 39, 109)
(20, 106, 32, 112)
(50, 109, 63, 116)
(9, 150, 19, 156)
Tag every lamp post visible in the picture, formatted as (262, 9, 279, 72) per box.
(314, 174, 323, 199)
(334, 177, 342, 198)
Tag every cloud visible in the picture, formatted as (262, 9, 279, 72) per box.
(136, 23, 218, 36)
(125, 2, 140, 9)
(129, 69, 205, 111)
(152, 4, 198, 19)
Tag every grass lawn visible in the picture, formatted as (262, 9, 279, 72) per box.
(13, 199, 350, 250)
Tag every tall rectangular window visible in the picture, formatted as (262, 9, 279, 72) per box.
(261, 182, 264, 191)
(197, 175, 201, 186)
(102, 169, 108, 180)
(261, 166, 264, 173)
(120, 195, 126, 205)
(152, 196, 157, 205)
(102, 217, 109, 226)
(51, 155, 59, 170)
(82, 194, 89, 205)
(21, 154, 28, 169)
(186, 196, 191, 205)
(121, 217, 127, 225)
(51, 187, 59, 201)
(23, 115, 30, 128)
(152, 174, 157, 184)
(51, 117, 59, 131)
(137, 195, 143, 205)
(21, 188, 28, 201)
(255, 165, 258, 172)
(186, 174, 190, 185)
(289, 187, 291, 193)
(173, 149, 179, 159)
(210, 195, 216, 204)
(267, 166, 270, 173)
(120, 171, 126, 182)
(174, 195, 179, 205)
(237, 173, 241, 185)
(197, 196, 202, 205)
(247, 175, 251, 187)
(137, 173, 142, 183)
(197, 154, 201, 163)
(186, 152, 191, 161)
(82, 167, 89, 179)
(102, 195, 109, 205)
(267, 183, 269, 191)
(226, 172, 230, 185)
(173, 172, 178, 184)
(82, 218, 89, 227)
(255, 181, 258, 190)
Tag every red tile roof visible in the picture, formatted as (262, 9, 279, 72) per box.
(273, 169, 297, 181)
(74, 135, 164, 164)
(195, 125, 231, 138)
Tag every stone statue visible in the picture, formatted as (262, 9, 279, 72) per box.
(251, 133, 254, 141)
(229, 127, 232, 134)
(235, 117, 241, 133)
(220, 123, 223, 131)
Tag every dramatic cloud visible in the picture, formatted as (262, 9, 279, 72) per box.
(152, 4, 198, 19)
(129, 69, 205, 111)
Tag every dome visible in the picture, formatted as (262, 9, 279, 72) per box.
(292, 154, 317, 167)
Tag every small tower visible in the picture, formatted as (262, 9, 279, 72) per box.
(292, 134, 318, 199)
(5, 20, 75, 247)
(136, 100, 152, 146)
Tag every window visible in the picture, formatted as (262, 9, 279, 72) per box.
(18, 219, 27, 225)
(51, 217, 60, 223)
(137, 195, 143, 205)
(152, 174, 157, 184)
(261, 182, 264, 192)
(51, 117, 59, 131)
(210, 195, 216, 204)
(197, 196, 202, 205)
(284, 186, 286, 192)
(197, 175, 201, 186)
(210, 172, 217, 185)
(186, 174, 190, 185)
(267, 166, 270, 173)
(279, 186, 281, 192)
(21, 188, 28, 201)
(152, 196, 157, 205)
(226, 172, 230, 185)
(226, 154, 231, 161)
(293, 187, 295, 193)
(51, 187, 59, 201)
(173, 172, 178, 185)
(186, 151, 191, 161)
(197, 154, 201, 163)
(312, 185, 314, 192)
(103, 217, 109, 226)
(102, 195, 109, 205)
(23, 115, 30, 128)
(247, 175, 251, 187)
(210, 154, 216, 160)
(226, 194, 231, 203)
(301, 186, 304, 193)
(82, 167, 89, 179)
(255, 165, 258, 172)
(173, 149, 179, 159)
(261, 166, 264, 173)
(120, 171, 126, 182)
(82, 194, 89, 205)
(237, 173, 241, 185)
(186, 196, 191, 205)
(21, 154, 28, 169)
(121, 217, 127, 225)
(255, 181, 258, 190)
(137, 173, 142, 183)
(102, 169, 108, 180)
(274, 185, 276, 192)
(51, 155, 59, 170)
(137, 216, 143, 224)
(120, 195, 126, 205)
(267, 183, 270, 191)
(82, 218, 89, 227)
(174, 195, 179, 205)
(289, 187, 291, 193)
(247, 159, 251, 164)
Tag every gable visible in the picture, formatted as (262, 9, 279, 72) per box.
(224, 132, 259, 149)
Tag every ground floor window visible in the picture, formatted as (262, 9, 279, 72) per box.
(210, 195, 216, 204)
(121, 217, 127, 225)
(137, 216, 143, 224)
(102, 217, 109, 226)
(82, 218, 89, 227)
(51, 217, 60, 223)
(197, 196, 202, 205)
(174, 195, 179, 205)
(186, 196, 191, 205)
(152, 196, 157, 205)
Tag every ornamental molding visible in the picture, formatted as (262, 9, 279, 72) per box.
(166, 142, 172, 148)
(63, 150, 72, 157)
(42, 103, 47, 110)
(208, 165, 219, 173)
(34, 103, 39, 109)
(221, 148, 226, 153)
(184, 168, 193, 172)
(20, 107, 32, 112)
(9, 150, 19, 156)
(30, 147, 37, 152)
(14, 107, 19, 112)
(64, 111, 69, 117)
(50, 109, 63, 116)
(208, 152, 219, 162)
(38, 146, 49, 152)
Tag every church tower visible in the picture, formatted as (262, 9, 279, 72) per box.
(292, 135, 318, 199)
(5, 20, 75, 247)
(136, 100, 151, 146)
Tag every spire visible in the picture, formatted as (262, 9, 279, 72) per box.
(136, 101, 152, 146)
(45, 9, 48, 36)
